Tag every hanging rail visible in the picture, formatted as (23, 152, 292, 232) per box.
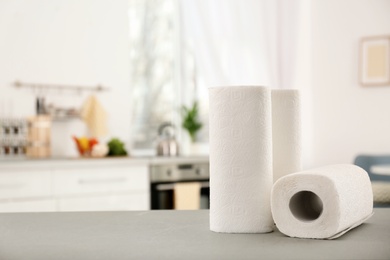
(13, 81, 110, 92)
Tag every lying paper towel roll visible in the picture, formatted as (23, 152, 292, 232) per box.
(271, 164, 373, 239)
(272, 89, 302, 182)
(209, 86, 273, 233)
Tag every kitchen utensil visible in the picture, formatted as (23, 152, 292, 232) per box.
(156, 122, 179, 156)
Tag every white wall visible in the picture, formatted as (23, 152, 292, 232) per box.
(310, 0, 390, 167)
(0, 0, 131, 156)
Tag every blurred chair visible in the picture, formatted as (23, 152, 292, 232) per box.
(354, 155, 390, 207)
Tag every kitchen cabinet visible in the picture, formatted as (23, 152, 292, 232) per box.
(0, 199, 56, 212)
(0, 170, 52, 200)
(0, 158, 150, 212)
(53, 166, 148, 196)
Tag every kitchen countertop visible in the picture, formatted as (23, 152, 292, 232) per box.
(0, 209, 388, 260)
(0, 156, 209, 169)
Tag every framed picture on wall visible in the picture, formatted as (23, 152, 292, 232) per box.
(360, 36, 390, 86)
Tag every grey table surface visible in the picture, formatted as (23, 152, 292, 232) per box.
(0, 209, 389, 260)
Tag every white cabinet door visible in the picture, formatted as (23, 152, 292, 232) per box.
(0, 199, 56, 213)
(58, 193, 149, 211)
(0, 171, 52, 200)
(0, 163, 151, 212)
(53, 166, 149, 196)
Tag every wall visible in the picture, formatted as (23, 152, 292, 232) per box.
(0, 0, 131, 156)
(310, 0, 390, 167)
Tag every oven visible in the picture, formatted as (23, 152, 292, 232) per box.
(150, 162, 209, 209)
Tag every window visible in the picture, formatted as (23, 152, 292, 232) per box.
(128, 0, 287, 151)
(129, 0, 178, 150)
(129, 0, 204, 151)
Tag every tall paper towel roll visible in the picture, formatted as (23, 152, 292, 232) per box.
(209, 86, 273, 233)
(272, 89, 302, 182)
(271, 164, 373, 239)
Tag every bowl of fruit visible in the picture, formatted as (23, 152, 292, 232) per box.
(72, 136, 108, 157)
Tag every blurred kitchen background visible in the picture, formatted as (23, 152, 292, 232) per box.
(0, 0, 389, 212)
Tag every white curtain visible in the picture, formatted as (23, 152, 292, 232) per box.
(179, 0, 310, 147)
(181, 0, 304, 89)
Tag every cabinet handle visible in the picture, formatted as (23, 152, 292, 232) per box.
(78, 177, 127, 185)
(155, 181, 209, 191)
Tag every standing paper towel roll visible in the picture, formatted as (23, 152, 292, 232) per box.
(209, 86, 273, 233)
(272, 89, 302, 182)
(271, 164, 373, 239)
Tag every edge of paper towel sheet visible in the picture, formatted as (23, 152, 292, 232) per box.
(275, 212, 374, 240)
(326, 212, 374, 240)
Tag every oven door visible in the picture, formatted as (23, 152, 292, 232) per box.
(151, 181, 209, 210)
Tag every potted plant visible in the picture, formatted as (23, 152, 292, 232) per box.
(181, 101, 202, 143)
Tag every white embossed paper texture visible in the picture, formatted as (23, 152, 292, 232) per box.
(271, 164, 374, 239)
(272, 89, 302, 182)
(209, 86, 273, 233)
